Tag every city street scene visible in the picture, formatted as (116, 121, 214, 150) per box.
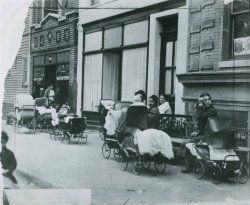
(1, 0, 250, 204)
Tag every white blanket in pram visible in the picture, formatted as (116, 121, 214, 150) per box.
(104, 110, 126, 135)
(186, 143, 239, 161)
(136, 129, 174, 159)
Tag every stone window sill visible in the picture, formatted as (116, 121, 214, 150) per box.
(219, 60, 250, 69)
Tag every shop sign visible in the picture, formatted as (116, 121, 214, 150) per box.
(34, 77, 43, 81)
(57, 76, 69, 81)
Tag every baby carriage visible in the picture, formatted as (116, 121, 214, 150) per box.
(97, 99, 115, 140)
(14, 94, 36, 133)
(34, 97, 53, 131)
(59, 115, 88, 144)
(117, 105, 174, 175)
(101, 101, 132, 160)
(187, 117, 249, 184)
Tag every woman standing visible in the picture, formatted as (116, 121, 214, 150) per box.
(147, 95, 160, 129)
(158, 94, 172, 114)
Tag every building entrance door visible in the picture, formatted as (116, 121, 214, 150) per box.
(159, 16, 178, 113)
(44, 66, 57, 88)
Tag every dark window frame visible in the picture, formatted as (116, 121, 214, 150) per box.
(230, 1, 250, 58)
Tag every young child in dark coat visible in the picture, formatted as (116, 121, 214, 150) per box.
(0, 131, 18, 184)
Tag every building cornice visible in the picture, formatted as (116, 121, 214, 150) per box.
(177, 71, 250, 84)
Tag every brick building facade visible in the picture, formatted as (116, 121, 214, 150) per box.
(2, 0, 80, 116)
(178, 0, 250, 129)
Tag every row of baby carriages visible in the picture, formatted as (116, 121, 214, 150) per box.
(97, 99, 249, 182)
(12, 94, 88, 144)
(98, 99, 174, 175)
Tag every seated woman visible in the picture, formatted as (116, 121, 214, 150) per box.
(147, 95, 160, 129)
(177, 92, 218, 173)
(158, 94, 172, 114)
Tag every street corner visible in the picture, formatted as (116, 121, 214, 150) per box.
(3, 189, 91, 205)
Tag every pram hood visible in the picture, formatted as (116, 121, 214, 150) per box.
(34, 97, 48, 107)
(15, 94, 34, 108)
(205, 117, 236, 149)
(113, 101, 132, 111)
(126, 105, 147, 130)
(99, 99, 115, 109)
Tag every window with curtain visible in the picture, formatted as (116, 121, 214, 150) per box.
(121, 47, 147, 101)
(83, 54, 103, 111)
(232, 0, 250, 56)
(102, 53, 120, 100)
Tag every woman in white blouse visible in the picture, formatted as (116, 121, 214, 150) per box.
(158, 94, 172, 114)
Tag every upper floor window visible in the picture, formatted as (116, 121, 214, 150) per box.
(44, 0, 58, 17)
(231, 0, 250, 56)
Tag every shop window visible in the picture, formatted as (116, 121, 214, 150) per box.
(124, 20, 148, 45)
(104, 27, 122, 48)
(44, 0, 58, 17)
(22, 57, 28, 86)
(34, 67, 45, 82)
(57, 64, 69, 81)
(85, 31, 102, 52)
(121, 47, 147, 101)
(231, 0, 250, 56)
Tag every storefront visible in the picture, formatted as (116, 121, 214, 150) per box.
(78, 0, 187, 117)
(30, 12, 78, 112)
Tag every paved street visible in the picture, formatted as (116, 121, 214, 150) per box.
(2, 121, 250, 205)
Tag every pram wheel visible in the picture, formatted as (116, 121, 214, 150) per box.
(193, 161, 205, 180)
(118, 150, 129, 171)
(211, 164, 222, 184)
(237, 165, 249, 184)
(154, 161, 166, 174)
(62, 132, 71, 144)
(78, 132, 88, 144)
(132, 158, 143, 175)
(102, 142, 111, 159)
(142, 161, 151, 170)
(113, 149, 120, 161)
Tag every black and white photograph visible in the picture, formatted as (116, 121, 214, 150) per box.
(0, 0, 250, 204)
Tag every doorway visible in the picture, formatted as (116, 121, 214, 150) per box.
(159, 15, 178, 113)
(44, 66, 57, 88)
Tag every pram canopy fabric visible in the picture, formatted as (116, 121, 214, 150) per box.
(15, 94, 34, 108)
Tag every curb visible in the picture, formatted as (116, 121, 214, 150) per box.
(15, 169, 57, 189)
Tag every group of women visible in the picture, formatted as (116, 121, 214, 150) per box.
(133, 90, 218, 173)
(133, 90, 172, 129)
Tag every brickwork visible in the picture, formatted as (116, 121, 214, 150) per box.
(31, 13, 78, 54)
(188, 0, 224, 71)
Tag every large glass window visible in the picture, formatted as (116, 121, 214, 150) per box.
(232, 0, 250, 56)
(85, 31, 102, 52)
(124, 20, 149, 45)
(102, 53, 120, 100)
(44, 0, 58, 17)
(121, 47, 147, 101)
(83, 54, 103, 111)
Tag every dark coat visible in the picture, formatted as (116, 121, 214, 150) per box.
(148, 106, 160, 129)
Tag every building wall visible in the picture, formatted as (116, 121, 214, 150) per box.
(178, 0, 250, 129)
(2, 10, 31, 117)
(30, 12, 79, 112)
